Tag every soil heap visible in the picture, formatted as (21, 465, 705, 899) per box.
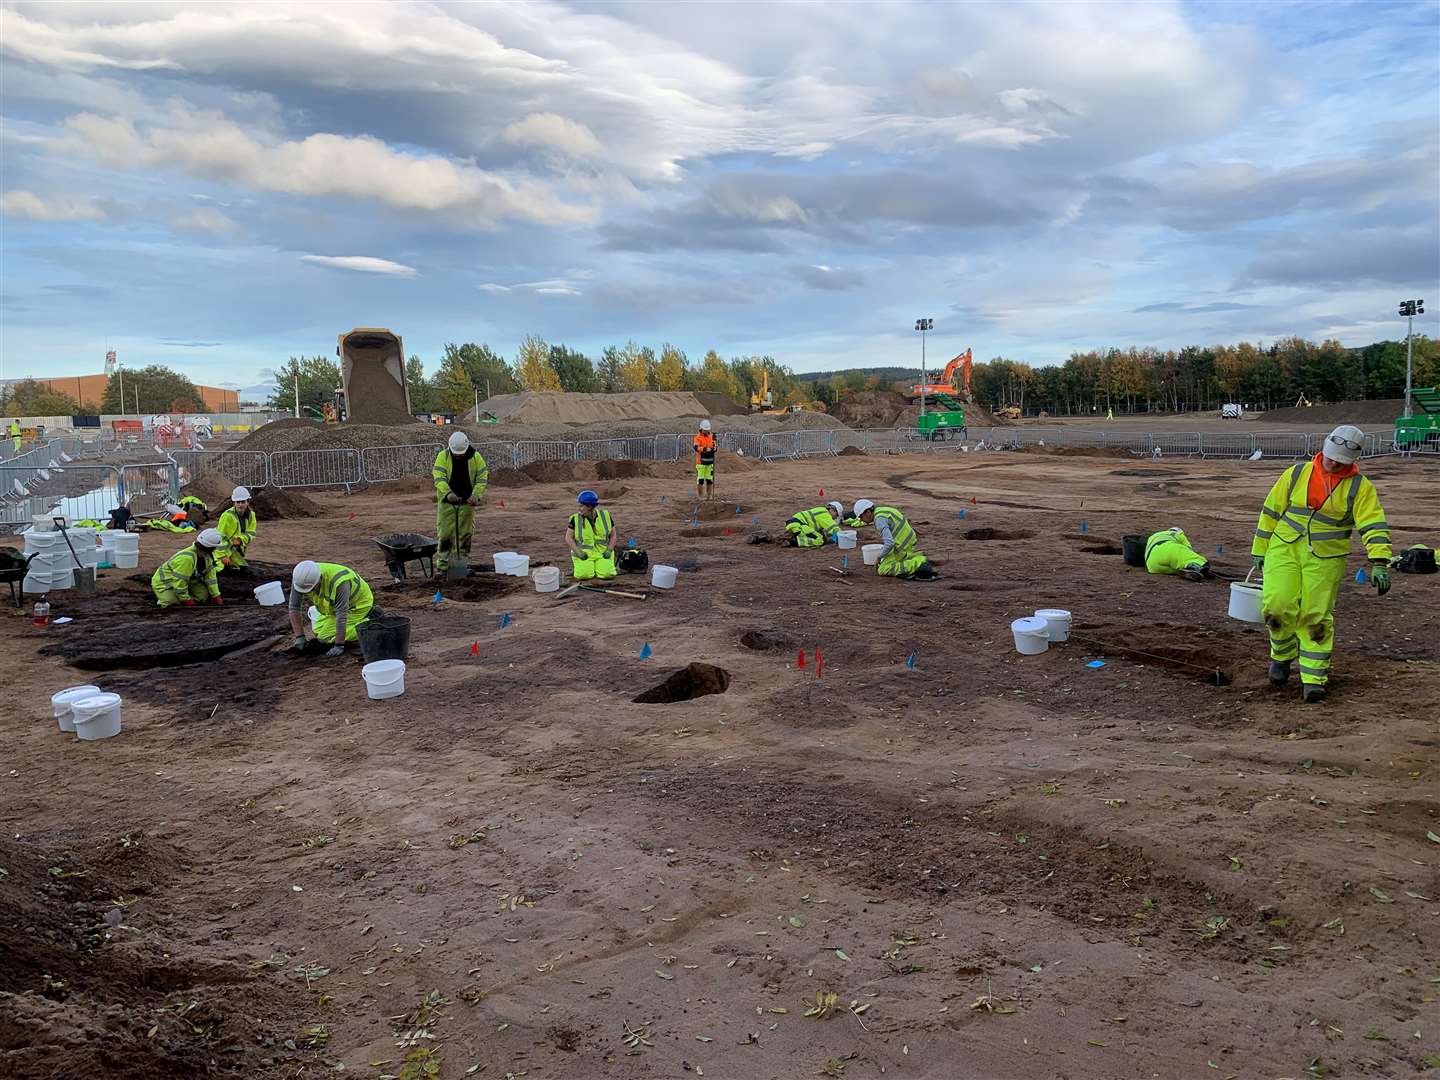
(1257, 398, 1403, 425)
(477, 391, 731, 426)
(829, 390, 919, 429)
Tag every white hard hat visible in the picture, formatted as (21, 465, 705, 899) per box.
(853, 499, 875, 517)
(292, 559, 321, 593)
(196, 528, 224, 549)
(448, 430, 470, 454)
(231, 486, 251, 502)
(828, 501, 844, 519)
(699, 419, 712, 431)
(1322, 424, 1364, 465)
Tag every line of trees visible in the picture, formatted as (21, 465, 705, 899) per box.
(965, 337, 1437, 415)
(2, 365, 210, 416)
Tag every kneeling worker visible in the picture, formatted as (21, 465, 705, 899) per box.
(1144, 527, 1210, 581)
(152, 528, 226, 608)
(288, 560, 374, 658)
(568, 489, 618, 580)
(852, 499, 936, 579)
(217, 486, 257, 570)
(433, 430, 489, 575)
(785, 501, 845, 547)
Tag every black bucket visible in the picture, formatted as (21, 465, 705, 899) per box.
(358, 614, 411, 662)
(1122, 534, 1146, 568)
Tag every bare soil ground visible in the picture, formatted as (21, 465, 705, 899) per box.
(3, 454, 1438, 1080)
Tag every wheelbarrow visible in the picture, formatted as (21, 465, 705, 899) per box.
(0, 549, 38, 608)
(374, 533, 438, 584)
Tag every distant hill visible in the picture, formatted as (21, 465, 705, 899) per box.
(796, 366, 917, 384)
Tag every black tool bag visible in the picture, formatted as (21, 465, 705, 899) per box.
(1396, 545, 1437, 574)
(618, 549, 649, 574)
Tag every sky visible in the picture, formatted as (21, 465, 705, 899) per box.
(1, 0, 1437, 400)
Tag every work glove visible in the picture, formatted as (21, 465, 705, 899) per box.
(1252, 555, 1265, 573)
(467, 494, 481, 505)
(1371, 564, 1391, 596)
(324, 645, 345, 658)
(231, 537, 244, 547)
(181, 599, 196, 606)
(444, 492, 463, 504)
(290, 635, 308, 652)
(211, 596, 223, 606)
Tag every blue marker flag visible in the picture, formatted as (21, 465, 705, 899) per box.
(905, 651, 916, 670)
(660, 495, 667, 504)
(628, 537, 637, 548)
(1217, 543, 1224, 554)
(499, 611, 511, 628)
(1080, 520, 1089, 533)
(735, 505, 742, 514)
(1086, 660, 1106, 669)
(1354, 567, 1367, 584)
(639, 642, 652, 659)
(957, 508, 967, 519)
(432, 590, 443, 603)
(842, 554, 849, 568)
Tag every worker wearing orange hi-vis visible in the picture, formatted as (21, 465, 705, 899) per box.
(693, 420, 716, 501)
(1251, 425, 1393, 704)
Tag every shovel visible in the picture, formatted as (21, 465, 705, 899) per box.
(53, 516, 96, 595)
(445, 500, 469, 582)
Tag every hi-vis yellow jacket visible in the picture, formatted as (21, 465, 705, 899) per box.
(1251, 460, 1391, 562)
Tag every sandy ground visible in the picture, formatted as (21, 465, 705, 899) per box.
(3, 452, 1438, 1080)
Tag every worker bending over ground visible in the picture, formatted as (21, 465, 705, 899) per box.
(432, 430, 488, 575)
(288, 560, 374, 658)
(853, 499, 936, 580)
(217, 486, 257, 570)
(785, 501, 845, 547)
(693, 420, 716, 501)
(568, 489, 618, 580)
(151, 528, 225, 608)
(1144, 527, 1210, 581)
(1252, 424, 1392, 703)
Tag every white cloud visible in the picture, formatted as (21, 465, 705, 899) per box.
(62, 107, 596, 227)
(502, 113, 603, 159)
(477, 283, 511, 293)
(301, 255, 418, 277)
(1, 188, 113, 222)
(478, 277, 582, 297)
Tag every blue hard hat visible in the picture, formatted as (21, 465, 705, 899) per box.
(577, 489, 599, 506)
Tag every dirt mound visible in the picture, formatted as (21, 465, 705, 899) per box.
(691, 391, 748, 415)
(1017, 444, 1132, 459)
(0, 834, 304, 1079)
(232, 419, 326, 453)
(521, 460, 595, 483)
(1258, 398, 1403, 425)
(480, 391, 717, 426)
(837, 445, 867, 456)
(233, 418, 439, 454)
(490, 467, 536, 488)
(183, 474, 322, 520)
(829, 390, 917, 429)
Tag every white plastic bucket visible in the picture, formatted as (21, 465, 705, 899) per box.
(532, 566, 560, 593)
(493, 551, 517, 573)
(362, 659, 406, 699)
(52, 684, 101, 733)
(1011, 616, 1050, 655)
(72, 693, 122, 740)
(110, 532, 139, 549)
(507, 554, 530, 577)
(113, 550, 139, 569)
(254, 581, 285, 606)
(862, 543, 885, 566)
(1034, 608, 1072, 643)
(837, 530, 857, 549)
(1229, 581, 1263, 623)
(31, 515, 62, 532)
(651, 564, 678, 589)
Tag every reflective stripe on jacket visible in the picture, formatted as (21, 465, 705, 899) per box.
(1251, 461, 1390, 561)
(875, 506, 917, 556)
(217, 507, 256, 549)
(569, 509, 614, 549)
(312, 562, 373, 616)
(156, 544, 219, 598)
(432, 448, 489, 499)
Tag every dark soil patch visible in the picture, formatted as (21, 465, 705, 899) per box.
(837, 445, 867, 456)
(184, 475, 322, 520)
(214, 560, 295, 599)
(633, 662, 731, 703)
(962, 527, 1036, 541)
(1080, 543, 1125, 555)
(680, 524, 740, 539)
(946, 581, 1022, 593)
(490, 467, 537, 488)
(103, 647, 293, 722)
(1071, 624, 1241, 685)
(676, 501, 745, 522)
(41, 609, 288, 671)
(595, 460, 644, 480)
(0, 835, 306, 1078)
(740, 629, 801, 651)
(391, 575, 525, 603)
(1110, 467, 1187, 477)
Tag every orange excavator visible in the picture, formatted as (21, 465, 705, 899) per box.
(910, 349, 973, 404)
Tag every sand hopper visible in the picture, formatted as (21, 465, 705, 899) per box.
(338, 328, 411, 424)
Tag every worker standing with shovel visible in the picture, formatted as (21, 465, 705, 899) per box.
(432, 430, 488, 577)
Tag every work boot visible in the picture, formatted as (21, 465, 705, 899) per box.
(1268, 660, 1291, 685)
(1302, 684, 1327, 704)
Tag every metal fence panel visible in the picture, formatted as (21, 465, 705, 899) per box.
(718, 432, 764, 459)
(269, 449, 363, 488)
(654, 434, 684, 462)
(512, 441, 577, 468)
(473, 441, 516, 471)
(1, 464, 123, 530)
(118, 462, 181, 518)
(1254, 432, 1309, 458)
(361, 443, 444, 483)
(758, 432, 798, 460)
(1149, 433, 1201, 458)
(171, 449, 271, 489)
(796, 430, 834, 457)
